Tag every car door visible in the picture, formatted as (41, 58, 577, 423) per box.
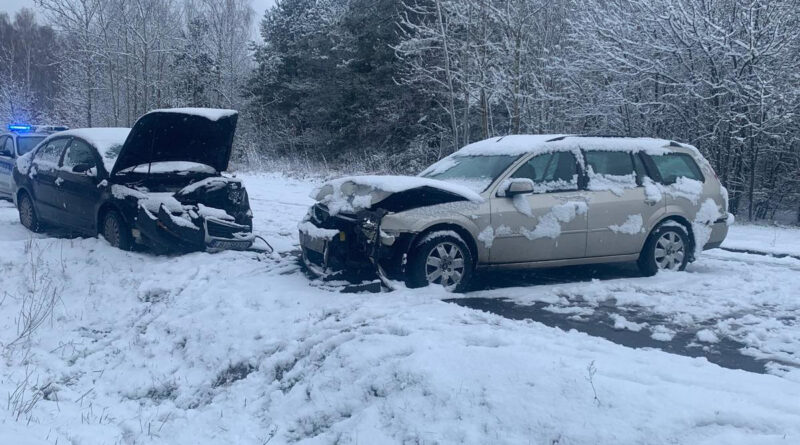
(30, 137, 71, 222)
(489, 151, 589, 263)
(583, 150, 665, 257)
(57, 138, 101, 229)
(0, 136, 13, 196)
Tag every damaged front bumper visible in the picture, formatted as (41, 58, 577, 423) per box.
(298, 203, 414, 282)
(137, 204, 254, 252)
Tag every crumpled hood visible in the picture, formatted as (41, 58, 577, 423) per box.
(313, 175, 484, 214)
(111, 108, 238, 176)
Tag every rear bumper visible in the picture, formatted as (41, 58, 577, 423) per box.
(137, 205, 253, 252)
(703, 217, 730, 251)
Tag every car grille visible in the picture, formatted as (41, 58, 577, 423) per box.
(207, 219, 249, 239)
(304, 248, 325, 266)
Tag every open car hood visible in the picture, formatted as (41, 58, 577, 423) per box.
(111, 108, 238, 176)
(313, 175, 484, 214)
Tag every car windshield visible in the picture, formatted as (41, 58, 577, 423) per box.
(420, 154, 520, 193)
(17, 136, 46, 155)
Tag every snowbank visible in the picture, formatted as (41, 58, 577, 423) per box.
(722, 224, 800, 257)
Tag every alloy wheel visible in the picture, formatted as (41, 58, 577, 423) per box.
(654, 231, 685, 270)
(425, 242, 466, 289)
(104, 215, 121, 247)
(19, 196, 34, 229)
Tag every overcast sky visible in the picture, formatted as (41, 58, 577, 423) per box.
(1, 0, 276, 39)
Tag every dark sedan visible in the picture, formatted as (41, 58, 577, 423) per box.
(12, 108, 255, 252)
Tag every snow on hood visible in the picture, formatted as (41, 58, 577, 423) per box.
(313, 175, 484, 215)
(110, 108, 238, 176)
(146, 107, 237, 122)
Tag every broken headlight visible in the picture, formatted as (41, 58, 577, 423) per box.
(360, 218, 379, 244)
(227, 184, 245, 205)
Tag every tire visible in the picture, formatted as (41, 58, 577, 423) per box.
(18, 192, 44, 233)
(637, 223, 691, 276)
(406, 231, 475, 292)
(102, 209, 134, 251)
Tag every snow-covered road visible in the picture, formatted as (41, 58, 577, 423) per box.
(1, 173, 800, 444)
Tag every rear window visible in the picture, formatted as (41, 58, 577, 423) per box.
(17, 136, 46, 155)
(649, 153, 704, 184)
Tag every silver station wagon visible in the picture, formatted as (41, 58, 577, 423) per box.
(300, 135, 732, 291)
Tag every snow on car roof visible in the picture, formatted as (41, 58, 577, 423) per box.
(457, 134, 567, 156)
(56, 128, 131, 172)
(456, 134, 684, 157)
(146, 107, 237, 121)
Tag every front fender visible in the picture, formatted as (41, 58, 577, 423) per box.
(381, 200, 490, 263)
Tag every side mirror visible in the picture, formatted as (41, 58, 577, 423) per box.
(504, 178, 535, 196)
(72, 163, 92, 173)
(0, 149, 11, 158)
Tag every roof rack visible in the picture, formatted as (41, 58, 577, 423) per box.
(574, 134, 631, 138)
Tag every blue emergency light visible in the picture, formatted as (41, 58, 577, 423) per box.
(8, 124, 33, 132)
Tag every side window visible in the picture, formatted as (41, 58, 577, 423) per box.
(584, 150, 638, 192)
(0, 136, 10, 157)
(585, 151, 635, 176)
(34, 138, 70, 169)
(511, 152, 578, 192)
(62, 139, 97, 171)
(648, 153, 704, 184)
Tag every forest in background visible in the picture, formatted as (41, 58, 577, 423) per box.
(1, 0, 799, 222)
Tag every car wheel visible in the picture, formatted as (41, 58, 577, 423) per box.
(407, 231, 474, 292)
(638, 223, 690, 276)
(102, 209, 134, 251)
(18, 192, 44, 233)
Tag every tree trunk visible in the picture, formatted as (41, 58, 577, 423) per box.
(434, 0, 458, 152)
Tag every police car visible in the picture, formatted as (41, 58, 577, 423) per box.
(0, 124, 68, 200)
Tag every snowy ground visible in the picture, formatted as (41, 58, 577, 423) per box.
(722, 224, 800, 258)
(1, 172, 800, 444)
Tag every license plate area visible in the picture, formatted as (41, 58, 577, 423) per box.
(208, 238, 252, 251)
(300, 232, 328, 254)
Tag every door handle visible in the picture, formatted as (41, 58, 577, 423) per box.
(55, 177, 64, 187)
